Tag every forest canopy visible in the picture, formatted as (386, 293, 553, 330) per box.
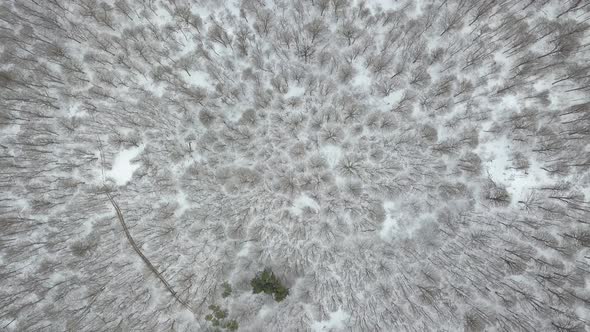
(1, 0, 589, 331)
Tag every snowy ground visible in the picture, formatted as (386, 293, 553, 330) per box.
(1, 0, 590, 331)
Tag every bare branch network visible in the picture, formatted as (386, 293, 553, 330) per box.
(1, 0, 589, 331)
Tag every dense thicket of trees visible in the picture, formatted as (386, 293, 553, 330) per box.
(1, 0, 589, 330)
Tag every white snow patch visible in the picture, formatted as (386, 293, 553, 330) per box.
(290, 193, 320, 216)
(352, 65, 373, 91)
(186, 70, 213, 89)
(478, 137, 512, 180)
(476, 136, 553, 207)
(320, 144, 343, 168)
(286, 86, 305, 98)
(257, 305, 274, 319)
(311, 308, 350, 332)
(380, 201, 431, 240)
(379, 201, 398, 240)
(237, 242, 251, 257)
(175, 190, 189, 216)
(378, 89, 405, 112)
(106, 145, 143, 186)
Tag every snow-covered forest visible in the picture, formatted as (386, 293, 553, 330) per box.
(1, 0, 590, 330)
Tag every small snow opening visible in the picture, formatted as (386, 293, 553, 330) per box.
(290, 193, 320, 216)
(379, 201, 399, 240)
(311, 308, 349, 331)
(476, 136, 552, 207)
(286, 85, 305, 98)
(107, 145, 143, 186)
(186, 70, 212, 89)
(175, 189, 189, 216)
(320, 144, 343, 168)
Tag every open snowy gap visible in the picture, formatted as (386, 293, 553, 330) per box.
(320, 144, 343, 168)
(311, 308, 350, 332)
(106, 145, 144, 186)
(476, 136, 553, 207)
(289, 193, 320, 216)
(379, 201, 396, 240)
